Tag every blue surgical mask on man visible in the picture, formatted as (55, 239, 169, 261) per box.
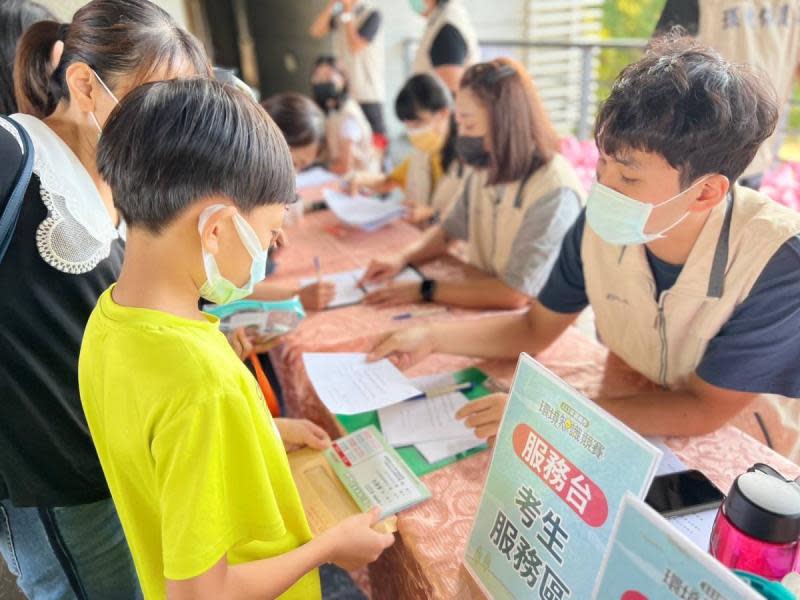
(197, 204, 269, 305)
(585, 176, 710, 246)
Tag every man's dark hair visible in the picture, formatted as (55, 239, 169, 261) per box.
(98, 78, 295, 234)
(262, 92, 325, 148)
(595, 31, 779, 187)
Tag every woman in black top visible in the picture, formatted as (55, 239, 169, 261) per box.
(0, 1, 208, 598)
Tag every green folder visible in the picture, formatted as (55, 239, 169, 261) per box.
(336, 367, 491, 477)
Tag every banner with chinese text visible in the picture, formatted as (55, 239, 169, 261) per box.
(463, 354, 661, 599)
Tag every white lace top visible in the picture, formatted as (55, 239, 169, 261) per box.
(10, 114, 121, 274)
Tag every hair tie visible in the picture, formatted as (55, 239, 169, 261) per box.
(483, 65, 516, 85)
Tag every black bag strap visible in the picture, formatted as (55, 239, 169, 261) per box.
(0, 117, 34, 265)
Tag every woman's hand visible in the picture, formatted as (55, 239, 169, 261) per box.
(359, 254, 407, 285)
(299, 281, 336, 310)
(403, 201, 435, 226)
(363, 282, 422, 307)
(274, 418, 331, 452)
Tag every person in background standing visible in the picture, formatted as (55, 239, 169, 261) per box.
(0, 0, 53, 115)
(654, 0, 800, 190)
(311, 55, 377, 174)
(309, 0, 386, 140)
(410, 0, 480, 93)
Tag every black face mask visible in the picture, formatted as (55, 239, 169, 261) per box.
(456, 135, 490, 168)
(312, 82, 342, 113)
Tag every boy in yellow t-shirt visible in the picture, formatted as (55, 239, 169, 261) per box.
(79, 78, 394, 600)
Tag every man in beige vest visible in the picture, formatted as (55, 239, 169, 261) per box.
(369, 35, 800, 442)
(655, 0, 800, 189)
(310, 0, 386, 136)
(411, 0, 480, 92)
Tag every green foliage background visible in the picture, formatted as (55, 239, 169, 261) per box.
(598, 0, 663, 101)
(599, 0, 798, 157)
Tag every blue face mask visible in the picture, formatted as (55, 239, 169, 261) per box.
(197, 205, 269, 305)
(585, 177, 709, 246)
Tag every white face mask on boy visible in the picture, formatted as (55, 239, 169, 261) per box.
(197, 204, 269, 305)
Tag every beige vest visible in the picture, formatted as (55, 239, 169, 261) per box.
(430, 161, 469, 219)
(405, 148, 435, 206)
(325, 98, 376, 171)
(582, 185, 800, 389)
(698, 0, 800, 177)
(413, 0, 480, 78)
(464, 154, 584, 276)
(332, 2, 385, 103)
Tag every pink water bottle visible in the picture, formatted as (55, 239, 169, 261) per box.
(710, 464, 800, 580)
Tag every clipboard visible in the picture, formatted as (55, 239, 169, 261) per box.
(336, 367, 492, 477)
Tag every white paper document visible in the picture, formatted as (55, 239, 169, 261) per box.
(296, 167, 338, 189)
(324, 189, 406, 231)
(416, 437, 485, 463)
(300, 269, 366, 308)
(668, 509, 718, 551)
(302, 352, 422, 414)
(362, 266, 423, 293)
(648, 437, 689, 476)
(377, 373, 485, 462)
(299, 267, 423, 309)
(379, 392, 478, 446)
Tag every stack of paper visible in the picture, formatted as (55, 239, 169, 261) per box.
(378, 374, 485, 463)
(296, 167, 338, 190)
(299, 266, 423, 309)
(323, 189, 406, 231)
(302, 353, 422, 414)
(300, 269, 365, 308)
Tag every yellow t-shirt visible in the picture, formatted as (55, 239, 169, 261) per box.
(388, 152, 444, 190)
(78, 287, 320, 600)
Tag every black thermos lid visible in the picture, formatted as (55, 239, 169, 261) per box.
(723, 464, 800, 545)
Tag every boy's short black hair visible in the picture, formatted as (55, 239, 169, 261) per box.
(98, 77, 295, 234)
(595, 30, 779, 187)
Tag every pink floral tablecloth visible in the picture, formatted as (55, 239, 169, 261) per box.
(270, 209, 799, 599)
(269, 210, 513, 436)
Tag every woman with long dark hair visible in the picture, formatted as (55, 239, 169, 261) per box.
(0, 1, 208, 597)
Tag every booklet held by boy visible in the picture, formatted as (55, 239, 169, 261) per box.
(289, 427, 430, 535)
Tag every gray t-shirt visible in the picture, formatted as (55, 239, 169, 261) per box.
(442, 184, 583, 296)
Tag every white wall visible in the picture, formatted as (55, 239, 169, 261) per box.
(380, 0, 526, 138)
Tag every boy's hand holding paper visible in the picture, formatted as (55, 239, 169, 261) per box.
(317, 507, 395, 572)
(275, 418, 331, 452)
